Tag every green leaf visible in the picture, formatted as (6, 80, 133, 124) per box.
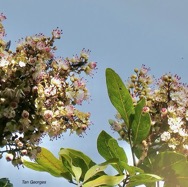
(120, 161, 144, 176)
(106, 68, 134, 127)
(83, 158, 119, 183)
(153, 151, 185, 175)
(108, 138, 128, 163)
(127, 173, 162, 187)
(59, 148, 96, 181)
(131, 99, 151, 145)
(0, 178, 13, 187)
(72, 165, 82, 183)
(24, 147, 71, 180)
(83, 175, 125, 187)
(59, 148, 95, 169)
(97, 131, 127, 173)
(173, 161, 188, 187)
(23, 160, 47, 172)
(152, 151, 188, 187)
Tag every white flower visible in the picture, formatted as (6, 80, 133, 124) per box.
(19, 61, 26, 67)
(168, 117, 184, 133)
(0, 58, 9, 67)
(51, 77, 62, 88)
(160, 131, 171, 142)
(179, 128, 188, 137)
(168, 143, 176, 150)
(167, 106, 176, 114)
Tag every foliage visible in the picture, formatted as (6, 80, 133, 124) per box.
(24, 67, 188, 186)
(0, 178, 13, 187)
(0, 13, 96, 166)
(106, 67, 188, 187)
(23, 132, 161, 187)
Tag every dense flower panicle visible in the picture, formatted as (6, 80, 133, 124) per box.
(0, 14, 97, 166)
(111, 65, 188, 156)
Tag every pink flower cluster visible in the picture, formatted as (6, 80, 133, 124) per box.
(0, 14, 97, 166)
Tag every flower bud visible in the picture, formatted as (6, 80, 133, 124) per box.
(142, 106, 150, 113)
(21, 110, 29, 118)
(6, 153, 14, 161)
(134, 68, 139, 73)
(161, 108, 168, 117)
(109, 119, 122, 132)
(88, 62, 97, 69)
(21, 149, 28, 155)
(17, 141, 23, 148)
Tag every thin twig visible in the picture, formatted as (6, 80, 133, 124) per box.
(127, 128, 136, 166)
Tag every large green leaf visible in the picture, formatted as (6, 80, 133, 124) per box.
(83, 175, 125, 187)
(173, 161, 188, 187)
(83, 158, 118, 183)
(59, 148, 96, 181)
(106, 68, 134, 127)
(131, 99, 151, 145)
(23, 160, 48, 172)
(97, 131, 127, 174)
(59, 150, 82, 182)
(24, 147, 71, 180)
(59, 148, 95, 168)
(127, 173, 162, 187)
(0, 178, 13, 187)
(152, 151, 188, 187)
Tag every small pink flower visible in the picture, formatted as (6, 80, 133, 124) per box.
(0, 13, 6, 21)
(32, 86, 38, 93)
(140, 64, 150, 75)
(44, 110, 53, 120)
(74, 78, 85, 88)
(36, 41, 46, 50)
(0, 30, 6, 38)
(65, 105, 74, 117)
(88, 62, 97, 69)
(80, 48, 90, 60)
(52, 27, 62, 39)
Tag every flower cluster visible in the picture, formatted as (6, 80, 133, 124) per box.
(0, 14, 97, 166)
(111, 65, 188, 155)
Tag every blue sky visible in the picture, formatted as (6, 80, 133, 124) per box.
(0, 0, 188, 186)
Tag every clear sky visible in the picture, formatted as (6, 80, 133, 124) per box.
(0, 0, 188, 186)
